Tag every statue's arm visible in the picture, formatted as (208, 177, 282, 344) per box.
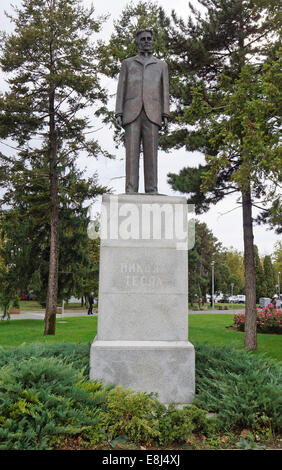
(162, 62, 170, 118)
(162, 62, 169, 131)
(115, 60, 127, 128)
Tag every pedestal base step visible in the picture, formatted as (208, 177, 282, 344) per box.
(90, 338, 195, 404)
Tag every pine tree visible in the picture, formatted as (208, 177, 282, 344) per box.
(95, 0, 281, 348)
(0, 0, 109, 334)
(166, 0, 281, 349)
(0, 157, 106, 311)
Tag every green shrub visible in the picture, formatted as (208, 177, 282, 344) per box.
(0, 356, 108, 450)
(157, 404, 215, 446)
(101, 387, 215, 447)
(195, 344, 282, 432)
(0, 342, 281, 449)
(233, 306, 282, 334)
(101, 386, 160, 445)
(0, 342, 90, 377)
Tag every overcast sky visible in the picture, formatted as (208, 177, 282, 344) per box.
(0, 0, 280, 256)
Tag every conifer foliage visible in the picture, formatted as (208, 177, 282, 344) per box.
(0, 0, 109, 334)
(99, 0, 281, 349)
(166, 0, 281, 349)
(0, 343, 281, 449)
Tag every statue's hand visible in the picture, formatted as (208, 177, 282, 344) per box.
(162, 116, 168, 132)
(116, 115, 123, 130)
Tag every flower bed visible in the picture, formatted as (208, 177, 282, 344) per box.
(233, 304, 282, 334)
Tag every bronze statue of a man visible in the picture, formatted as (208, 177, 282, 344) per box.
(115, 29, 169, 194)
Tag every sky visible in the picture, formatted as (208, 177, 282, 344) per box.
(0, 0, 280, 256)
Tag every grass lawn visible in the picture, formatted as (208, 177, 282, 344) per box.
(0, 316, 97, 347)
(207, 303, 245, 310)
(189, 314, 282, 362)
(0, 313, 281, 362)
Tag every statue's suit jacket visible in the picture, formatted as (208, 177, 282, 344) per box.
(115, 55, 169, 127)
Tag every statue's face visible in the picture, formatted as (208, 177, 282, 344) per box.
(137, 31, 154, 53)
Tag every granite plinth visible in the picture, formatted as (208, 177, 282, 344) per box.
(90, 194, 195, 404)
(90, 339, 195, 404)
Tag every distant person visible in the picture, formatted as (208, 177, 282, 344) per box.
(88, 292, 94, 315)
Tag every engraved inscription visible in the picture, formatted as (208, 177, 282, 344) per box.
(124, 275, 162, 289)
(120, 263, 164, 274)
(120, 262, 165, 290)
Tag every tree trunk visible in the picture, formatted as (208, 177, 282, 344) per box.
(44, 87, 59, 335)
(242, 188, 257, 350)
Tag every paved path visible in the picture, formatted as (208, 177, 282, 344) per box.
(3, 310, 96, 320)
(190, 308, 243, 315)
(4, 308, 243, 320)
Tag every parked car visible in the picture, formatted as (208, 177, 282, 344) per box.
(215, 293, 229, 303)
(68, 296, 81, 304)
(228, 295, 245, 303)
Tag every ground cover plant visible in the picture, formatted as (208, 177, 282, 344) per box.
(195, 344, 282, 432)
(0, 342, 281, 450)
(0, 358, 109, 449)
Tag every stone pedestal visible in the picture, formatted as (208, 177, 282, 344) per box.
(90, 194, 195, 404)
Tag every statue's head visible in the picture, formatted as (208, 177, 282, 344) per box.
(136, 29, 154, 53)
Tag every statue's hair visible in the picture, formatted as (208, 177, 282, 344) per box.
(136, 29, 153, 39)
